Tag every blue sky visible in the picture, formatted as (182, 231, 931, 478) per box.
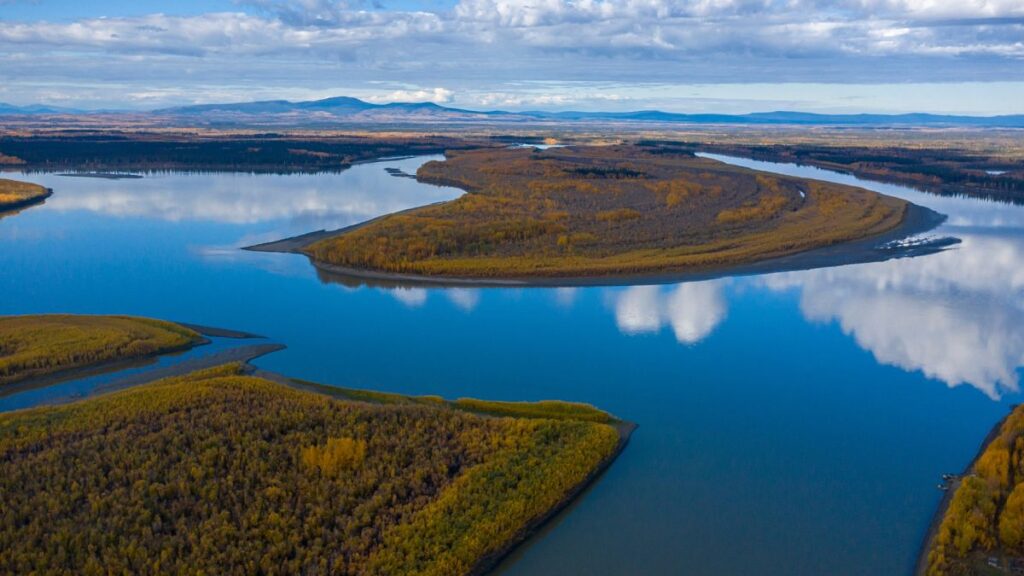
(1, 0, 1023, 114)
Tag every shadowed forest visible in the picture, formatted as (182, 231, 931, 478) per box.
(0, 133, 486, 173)
(690, 141, 1024, 204)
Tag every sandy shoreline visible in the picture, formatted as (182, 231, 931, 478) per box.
(247, 200, 951, 288)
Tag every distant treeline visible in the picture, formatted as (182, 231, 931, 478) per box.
(674, 141, 1024, 204)
(0, 134, 487, 173)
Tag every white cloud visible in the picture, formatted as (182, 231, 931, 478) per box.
(364, 87, 455, 103)
(0, 0, 1021, 108)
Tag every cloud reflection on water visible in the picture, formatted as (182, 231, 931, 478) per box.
(611, 280, 728, 345)
(761, 232, 1024, 399)
(22, 158, 461, 238)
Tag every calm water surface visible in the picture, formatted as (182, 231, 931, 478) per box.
(2, 154, 1023, 575)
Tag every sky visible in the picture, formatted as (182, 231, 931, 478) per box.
(0, 0, 1022, 114)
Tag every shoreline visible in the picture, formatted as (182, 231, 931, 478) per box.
(252, 369, 636, 576)
(0, 322, 266, 404)
(249, 201, 951, 288)
(2, 313, 633, 576)
(0, 186, 53, 215)
(469, 420, 636, 576)
(913, 408, 1015, 576)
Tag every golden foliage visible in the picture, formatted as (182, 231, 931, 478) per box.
(0, 178, 48, 210)
(927, 407, 1024, 575)
(300, 437, 367, 476)
(305, 145, 908, 279)
(0, 314, 201, 387)
(0, 364, 621, 575)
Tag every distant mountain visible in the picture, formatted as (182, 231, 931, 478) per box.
(524, 109, 1024, 127)
(3, 96, 1023, 128)
(154, 96, 490, 124)
(0, 102, 81, 115)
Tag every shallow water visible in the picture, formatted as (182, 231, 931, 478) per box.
(2, 153, 1022, 575)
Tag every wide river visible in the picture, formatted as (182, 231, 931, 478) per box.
(2, 153, 1022, 575)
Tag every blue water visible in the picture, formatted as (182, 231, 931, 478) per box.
(2, 153, 1023, 575)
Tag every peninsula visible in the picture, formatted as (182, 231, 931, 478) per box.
(251, 144, 939, 285)
(0, 314, 203, 389)
(0, 314, 632, 576)
(0, 177, 51, 214)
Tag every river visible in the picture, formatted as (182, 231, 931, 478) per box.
(2, 152, 1021, 575)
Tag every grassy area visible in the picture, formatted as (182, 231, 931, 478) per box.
(0, 363, 622, 575)
(305, 145, 908, 279)
(925, 406, 1024, 575)
(0, 178, 49, 212)
(0, 314, 202, 388)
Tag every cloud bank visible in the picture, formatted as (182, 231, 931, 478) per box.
(0, 0, 1021, 109)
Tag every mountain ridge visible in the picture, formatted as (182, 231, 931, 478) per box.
(2, 96, 1022, 127)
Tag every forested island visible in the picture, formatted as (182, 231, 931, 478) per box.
(0, 315, 202, 389)
(257, 144, 929, 283)
(0, 178, 51, 214)
(922, 405, 1024, 575)
(0, 315, 631, 575)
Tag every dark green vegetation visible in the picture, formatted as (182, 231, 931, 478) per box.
(0, 132, 485, 173)
(0, 315, 201, 388)
(0, 177, 50, 213)
(925, 406, 1024, 575)
(305, 145, 909, 279)
(690, 141, 1024, 204)
(0, 363, 624, 575)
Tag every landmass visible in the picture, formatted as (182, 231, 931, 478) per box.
(0, 314, 203, 389)
(0, 315, 632, 575)
(252, 144, 939, 284)
(0, 178, 52, 214)
(0, 131, 487, 173)
(921, 405, 1024, 575)
(691, 141, 1024, 204)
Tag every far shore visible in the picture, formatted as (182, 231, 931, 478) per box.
(247, 200, 953, 288)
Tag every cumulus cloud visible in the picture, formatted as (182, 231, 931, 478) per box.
(364, 87, 455, 103)
(0, 0, 1021, 107)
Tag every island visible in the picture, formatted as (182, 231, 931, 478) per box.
(0, 314, 203, 388)
(0, 316, 632, 576)
(921, 406, 1024, 575)
(250, 145, 941, 285)
(0, 177, 52, 214)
